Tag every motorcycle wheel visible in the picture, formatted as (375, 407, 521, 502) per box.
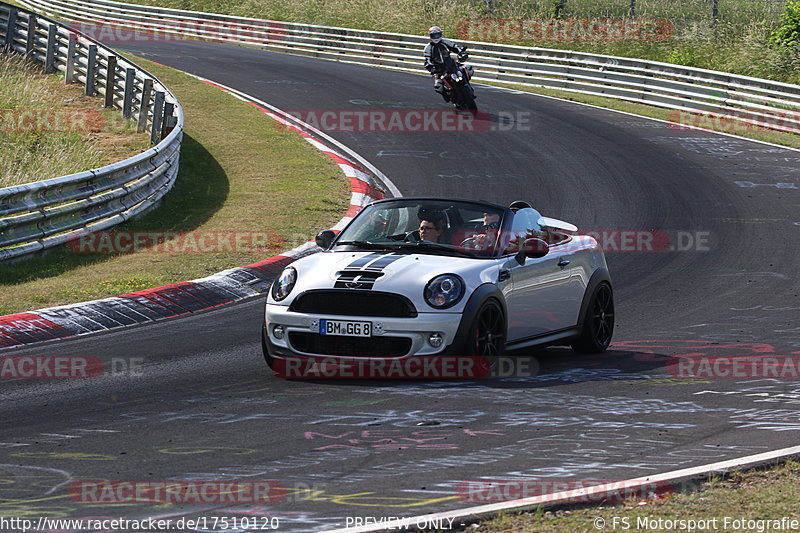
(463, 92, 478, 111)
(453, 86, 478, 111)
(453, 85, 478, 111)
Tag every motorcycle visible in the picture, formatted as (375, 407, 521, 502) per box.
(439, 55, 477, 111)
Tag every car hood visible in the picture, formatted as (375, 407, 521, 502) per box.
(276, 250, 497, 306)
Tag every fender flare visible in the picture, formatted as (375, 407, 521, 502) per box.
(441, 283, 507, 355)
(576, 267, 612, 328)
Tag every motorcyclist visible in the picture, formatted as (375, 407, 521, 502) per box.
(423, 26, 469, 102)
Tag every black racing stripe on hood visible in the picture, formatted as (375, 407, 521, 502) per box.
(345, 252, 386, 269)
(364, 253, 405, 271)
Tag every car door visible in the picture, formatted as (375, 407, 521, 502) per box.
(503, 208, 582, 341)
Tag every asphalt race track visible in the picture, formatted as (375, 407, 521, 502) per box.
(1, 36, 800, 532)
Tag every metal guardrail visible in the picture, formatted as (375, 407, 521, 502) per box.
(0, 1, 182, 261)
(14, 0, 800, 134)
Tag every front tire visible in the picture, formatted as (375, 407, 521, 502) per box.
(462, 87, 477, 111)
(466, 299, 506, 357)
(261, 323, 275, 369)
(572, 282, 614, 353)
(452, 85, 477, 111)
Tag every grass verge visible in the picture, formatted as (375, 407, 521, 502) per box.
(471, 460, 800, 532)
(0, 55, 349, 315)
(0, 52, 149, 188)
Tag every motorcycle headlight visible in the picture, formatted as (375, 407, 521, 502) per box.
(271, 267, 297, 302)
(425, 274, 465, 309)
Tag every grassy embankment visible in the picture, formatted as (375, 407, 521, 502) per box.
(0, 52, 147, 188)
(0, 55, 349, 314)
(474, 460, 800, 532)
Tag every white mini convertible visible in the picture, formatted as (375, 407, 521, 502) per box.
(262, 198, 613, 368)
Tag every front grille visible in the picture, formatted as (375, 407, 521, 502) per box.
(289, 290, 418, 318)
(289, 332, 412, 357)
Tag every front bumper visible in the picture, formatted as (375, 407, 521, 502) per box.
(264, 303, 463, 360)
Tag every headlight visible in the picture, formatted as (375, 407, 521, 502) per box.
(271, 267, 297, 301)
(424, 274, 465, 309)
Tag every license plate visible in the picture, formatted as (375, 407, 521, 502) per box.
(319, 319, 372, 337)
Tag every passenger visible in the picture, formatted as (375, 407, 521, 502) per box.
(461, 212, 501, 250)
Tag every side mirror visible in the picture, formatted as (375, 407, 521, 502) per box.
(315, 230, 336, 250)
(522, 238, 549, 259)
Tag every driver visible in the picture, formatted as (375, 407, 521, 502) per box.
(406, 208, 446, 243)
(418, 218, 443, 243)
(423, 26, 468, 103)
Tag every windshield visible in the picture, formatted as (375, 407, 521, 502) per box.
(335, 199, 506, 257)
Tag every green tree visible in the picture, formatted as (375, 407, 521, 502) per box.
(771, 1, 800, 48)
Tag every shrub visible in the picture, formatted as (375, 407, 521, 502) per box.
(771, 0, 800, 48)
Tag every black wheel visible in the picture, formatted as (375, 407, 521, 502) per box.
(463, 91, 477, 111)
(261, 323, 275, 369)
(451, 85, 473, 111)
(466, 299, 506, 357)
(572, 282, 614, 353)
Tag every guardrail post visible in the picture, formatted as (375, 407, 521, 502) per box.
(137, 78, 153, 133)
(65, 32, 76, 83)
(25, 14, 36, 56)
(85, 44, 97, 96)
(628, 0, 636, 18)
(123, 67, 135, 118)
(554, 0, 566, 18)
(104, 55, 117, 107)
(4, 7, 17, 51)
(44, 23, 57, 73)
(711, 0, 719, 24)
(161, 102, 175, 138)
(150, 90, 165, 144)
